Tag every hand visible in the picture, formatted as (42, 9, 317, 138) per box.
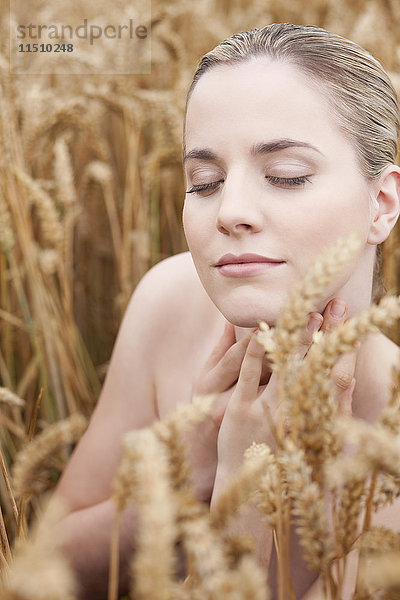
(319, 298, 359, 418)
(182, 321, 255, 502)
(213, 298, 359, 483)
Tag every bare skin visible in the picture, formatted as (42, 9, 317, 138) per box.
(54, 250, 400, 600)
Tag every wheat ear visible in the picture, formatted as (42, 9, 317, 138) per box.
(280, 440, 334, 572)
(0, 497, 77, 600)
(12, 413, 87, 499)
(257, 233, 362, 369)
(210, 443, 273, 532)
(129, 429, 177, 600)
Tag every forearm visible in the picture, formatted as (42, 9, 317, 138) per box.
(210, 467, 273, 570)
(54, 496, 186, 600)
(54, 497, 136, 600)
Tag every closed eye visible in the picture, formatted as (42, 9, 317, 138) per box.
(266, 175, 311, 187)
(186, 180, 223, 195)
(186, 175, 312, 196)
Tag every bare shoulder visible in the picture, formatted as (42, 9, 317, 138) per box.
(137, 251, 218, 330)
(353, 332, 400, 422)
(113, 252, 207, 352)
(56, 252, 207, 508)
(155, 251, 211, 304)
(140, 251, 206, 302)
(104, 251, 208, 389)
(102, 252, 201, 382)
(141, 250, 195, 283)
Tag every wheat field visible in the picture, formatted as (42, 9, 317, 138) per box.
(1, 0, 400, 599)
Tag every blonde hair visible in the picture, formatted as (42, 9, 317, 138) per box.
(183, 22, 400, 302)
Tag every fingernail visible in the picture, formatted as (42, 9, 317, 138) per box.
(330, 299, 346, 319)
(307, 315, 322, 332)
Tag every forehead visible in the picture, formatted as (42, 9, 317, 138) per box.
(184, 58, 342, 150)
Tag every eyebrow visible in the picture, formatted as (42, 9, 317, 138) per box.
(182, 138, 325, 164)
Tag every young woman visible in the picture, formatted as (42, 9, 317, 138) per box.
(54, 23, 400, 599)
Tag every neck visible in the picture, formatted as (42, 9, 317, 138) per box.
(234, 255, 375, 343)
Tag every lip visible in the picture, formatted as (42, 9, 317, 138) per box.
(215, 253, 285, 278)
(215, 253, 284, 266)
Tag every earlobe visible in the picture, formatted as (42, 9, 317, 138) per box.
(367, 164, 400, 245)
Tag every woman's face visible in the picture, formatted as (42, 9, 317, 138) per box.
(182, 58, 376, 327)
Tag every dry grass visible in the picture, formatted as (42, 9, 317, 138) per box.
(0, 0, 400, 598)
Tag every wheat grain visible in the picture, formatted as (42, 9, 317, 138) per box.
(129, 429, 177, 600)
(210, 443, 273, 532)
(53, 137, 77, 208)
(280, 440, 334, 571)
(12, 413, 87, 499)
(357, 527, 400, 554)
(153, 394, 218, 437)
(0, 498, 77, 600)
(0, 190, 14, 253)
(153, 405, 236, 599)
(257, 233, 362, 369)
(336, 480, 367, 554)
(224, 553, 270, 600)
(327, 418, 400, 488)
(285, 295, 400, 477)
(37, 247, 60, 276)
(13, 168, 63, 248)
(379, 360, 400, 435)
(373, 474, 400, 510)
(111, 436, 140, 513)
(253, 460, 280, 531)
(0, 387, 25, 408)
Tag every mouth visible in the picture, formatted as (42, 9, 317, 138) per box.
(214, 253, 285, 277)
(215, 253, 284, 266)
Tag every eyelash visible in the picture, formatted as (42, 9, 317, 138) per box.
(186, 175, 311, 195)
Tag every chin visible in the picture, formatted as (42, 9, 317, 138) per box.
(216, 300, 283, 329)
(208, 285, 290, 327)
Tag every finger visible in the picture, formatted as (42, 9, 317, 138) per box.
(338, 378, 355, 417)
(207, 329, 256, 387)
(332, 342, 360, 414)
(203, 320, 236, 371)
(196, 328, 254, 394)
(235, 331, 265, 401)
(320, 298, 347, 333)
(331, 342, 359, 390)
(297, 312, 324, 359)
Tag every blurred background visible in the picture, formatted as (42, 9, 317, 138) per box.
(0, 0, 399, 542)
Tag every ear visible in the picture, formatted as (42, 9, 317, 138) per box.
(367, 164, 400, 245)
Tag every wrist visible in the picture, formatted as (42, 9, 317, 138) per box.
(210, 463, 234, 511)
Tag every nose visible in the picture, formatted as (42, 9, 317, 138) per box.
(216, 175, 264, 235)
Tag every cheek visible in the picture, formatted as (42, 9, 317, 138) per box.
(182, 203, 196, 249)
(182, 203, 213, 252)
(286, 190, 369, 253)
